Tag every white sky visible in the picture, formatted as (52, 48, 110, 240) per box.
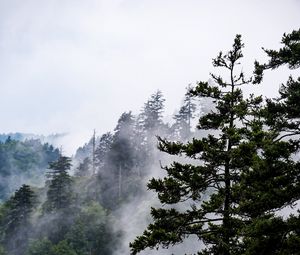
(0, 0, 299, 154)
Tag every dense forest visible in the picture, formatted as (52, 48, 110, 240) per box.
(0, 29, 299, 255)
(0, 87, 201, 255)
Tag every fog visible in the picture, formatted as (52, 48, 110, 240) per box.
(0, 0, 299, 154)
(0, 1, 300, 254)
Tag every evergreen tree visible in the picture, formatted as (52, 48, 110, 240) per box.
(239, 28, 300, 254)
(140, 90, 166, 133)
(44, 156, 73, 212)
(95, 132, 113, 171)
(0, 138, 59, 201)
(254, 29, 300, 136)
(75, 157, 91, 177)
(40, 156, 75, 244)
(232, 120, 300, 254)
(254, 29, 300, 84)
(41, 143, 60, 167)
(110, 111, 135, 192)
(99, 112, 136, 208)
(51, 240, 76, 255)
(26, 238, 53, 255)
(135, 90, 168, 168)
(172, 86, 197, 141)
(130, 35, 264, 255)
(65, 219, 89, 255)
(130, 30, 300, 255)
(2, 185, 36, 254)
(66, 201, 118, 255)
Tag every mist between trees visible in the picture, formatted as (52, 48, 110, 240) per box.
(0, 29, 300, 255)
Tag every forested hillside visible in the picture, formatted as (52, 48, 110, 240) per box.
(0, 133, 65, 144)
(0, 138, 60, 201)
(0, 29, 299, 255)
(0, 88, 201, 255)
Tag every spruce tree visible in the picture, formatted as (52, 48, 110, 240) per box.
(95, 132, 113, 171)
(254, 29, 300, 136)
(44, 155, 73, 212)
(141, 90, 166, 133)
(26, 238, 53, 255)
(172, 86, 197, 141)
(41, 156, 74, 244)
(254, 29, 300, 84)
(2, 185, 35, 254)
(130, 35, 262, 255)
(133, 91, 166, 178)
(138, 90, 167, 148)
(130, 35, 288, 255)
(99, 112, 136, 208)
(135, 90, 168, 168)
(75, 157, 91, 177)
(130, 32, 300, 254)
(239, 28, 300, 254)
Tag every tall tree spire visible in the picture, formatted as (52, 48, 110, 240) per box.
(92, 129, 96, 175)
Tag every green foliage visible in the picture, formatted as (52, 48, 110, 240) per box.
(26, 238, 53, 255)
(131, 34, 256, 255)
(172, 86, 197, 141)
(51, 240, 76, 255)
(136, 90, 168, 159)
(98, 112, 136, 208)
(1, 29, 299, 255)
(95, 132, 113, 170)
(0, 139, 59, 201)
(0, 203, 9, 239)
(0, 245, 6, 255)
(130, 31, 300, 255)
(240, 214, 300, 255)
(26, 239, 77, 255)
(65, 201, 118, 255)
(241, 28, 300, 255)
(43, 156, 73, 213)
(140, 90, 166, 132)
(75, 157, 91, 177)
(5, 185, 35, 227)
(254, 28, 300, 83)
(109, 112, 135, 170)
(1, 185, 36, 254)
(66, 219, 89, 254)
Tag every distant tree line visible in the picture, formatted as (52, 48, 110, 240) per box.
(0, 86, 200, 254)
(0, 138, 60, 201)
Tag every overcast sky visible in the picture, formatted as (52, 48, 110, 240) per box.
(0, 0, 299, 154)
